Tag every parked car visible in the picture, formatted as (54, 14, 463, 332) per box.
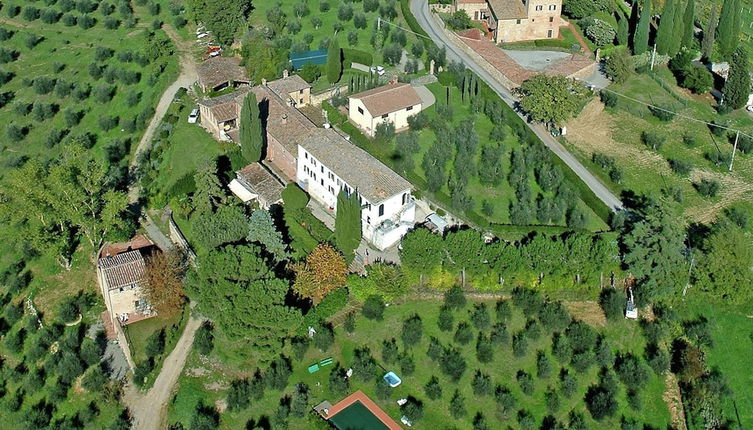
(369, 65, 386, 76)
(188, 108, 199, 123)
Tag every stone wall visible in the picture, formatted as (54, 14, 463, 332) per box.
(429, 12, 519, 90)
(310, 84, 349, 106)
(430, 3, 453, 13)
(168, 213, 196, 261)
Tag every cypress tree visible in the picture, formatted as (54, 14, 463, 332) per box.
(680, 0, 695, 49)
(334, 190, 362, 261)
(655, 0, 676, 55)
(717, 0, 740, 59)
(633, 0, 651, 55)
(722, 46, 751, 109)
(702, 1, 719, 60)
(240, 92, 263, 163)
(327, 39, 342, 83)
(669, 0, 686, 55)
(617, 14, 629, 47)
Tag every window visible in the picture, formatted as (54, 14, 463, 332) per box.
(358, 106, 364, 115)
(299, 98, 303, 104)
(299, 89, 304, 94)
(535, 5, 543, 11)
(547, 29, 553, 38)
(320, 166, 324, 173)
(402, 193, 409, 205)
(406, 106, 413, 111)
(516, 19, 521, 24)
(549, 17, 554, 22)
(320, 179, 324, 186)
(381, 114, 388, 119)
(304, 152, 308, 159)
(378, 204, 384, 217)
(549, 4, 556, 10)
(367, 216, 371, 224)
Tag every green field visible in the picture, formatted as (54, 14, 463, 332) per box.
(562, 67, 753, 228)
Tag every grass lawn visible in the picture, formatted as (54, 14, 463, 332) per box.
(167, 297, 670, 429)
(562, 67, 753, 228)
(681, 298, 753, 429)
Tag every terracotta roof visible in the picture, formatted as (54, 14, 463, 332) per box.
(98, 249, 146, 291)
(488, 0, 528, 20)
(267, 74, 310, 99)
(197, 88, 249, 122)
(98, 234, 154, 258)
(251, 85, 317, 154)
(197, 56, 249, 90)
(349, 83, 423, 117)
(300, 129, 412, 203)
(236, 163, 284, 205)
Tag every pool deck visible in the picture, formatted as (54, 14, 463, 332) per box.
(324, 390, 402, 430)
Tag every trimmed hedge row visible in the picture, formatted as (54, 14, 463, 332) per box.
(302, 288, 348, 329)
(343, 48, 373, 67)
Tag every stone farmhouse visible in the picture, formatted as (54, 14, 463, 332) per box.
(348, 82, 423, 137)
(196, 56, 251, 93)
(454, 0, 562, 43)
(297, 128, 415, 250)
(198, 74, 316, 181)
(228, 163, 284, 210)
(96, 235, 157, 326)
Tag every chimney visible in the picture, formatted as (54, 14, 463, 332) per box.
(283, 69, 289, 78)
(281, 113, 288, 124)
(261, 78, 267, 86)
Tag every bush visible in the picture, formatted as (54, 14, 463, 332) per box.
(424, 375, 442, 399)
(649, 105, 675, 121)
(78, 15, 96, 29)
(22, 6, 41, 21)
(439, 347, 466, 381)
(401, 314, 423, 347)
(282, 183, 309, 210)
(682, 66, 713, 94)
(453, 322, 473, 345)
(471, 370, 493, 396)
(598, 289, 624, 321)
(516, 370, 534, 395)
(641, 131, 665, 150)
(668, 159, 692, 175)
(145, 329, 166, 358)
(444, 285, 467, 310)
(362, 295, 385, 320)
(695, 179, 720, 197)
(583, 18, 615, 46)
(605, 50, 633, 84)
(600, 90, 618, 107)
(342, 48, 373, 66)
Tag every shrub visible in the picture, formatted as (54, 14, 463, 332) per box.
(536, 351, 552, 379)
(103, 16, 120, 29)
(194, 322, 214, 355)
(22, 6, 41, 21)
(227, 379, 251, 411)
(374, 120, 395, 142)
(313, 324, 334, 351)
(40, 9, 61, 23)
(282, 183, 309, 210)
(444, 285, 466, 310)
(362, 295, 385, 320)
(401, 314, 423, 348)
(682, 66, 713, 94)
(583, 18, 615, 45)
(24, 34, 43, 49)
(471, 370, 493, 396)
(614, 353, 650, 388)
(439, 347, 466, 381)
(512, 332, 528, 357)
(695, 179, 720, 197)
(517, 370, 534, 395)
(649, 105, 675, 121)
(600, 90, 618, 107)
(668, 159, 692, 175)
(560, 368, 578, 397)
(453, 322, 473, 345)
(145, 329, 166, 358)
(641, 131, 665, 150)
(78, 15, 96, 29)
(424, 376, 442, 399)
(598, 289, 624, 321)
(62, 14, 77, 26)
(605, 50, 633, 84)
(476, 333, 493, 363)
(6, 124, 27, 142)
(0, 47, 19, 64)
(399, 352, 415, 375)
(511, 287, 543, 314)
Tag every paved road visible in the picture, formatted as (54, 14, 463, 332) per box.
(409, 0, 623, 211)
(123, 313, 205, 430)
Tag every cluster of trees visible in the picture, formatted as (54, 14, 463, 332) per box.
(400, 227, 619, 291)
(187, 0, 252, 45)
(0, 287, 127, 428)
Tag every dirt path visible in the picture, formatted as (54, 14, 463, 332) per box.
(123, 314, 205, 430)
(128, 24, 198, 203)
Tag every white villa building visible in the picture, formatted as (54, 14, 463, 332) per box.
(297, 129, 416, 250)
(348, 82, 423, 137)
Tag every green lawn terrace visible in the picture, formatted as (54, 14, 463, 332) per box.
(168, 296, 672, 429)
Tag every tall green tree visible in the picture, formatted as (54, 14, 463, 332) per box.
(655, 0, 676, 55)
(633, 0, 651, 54)
(334, 190, 362, 260)
(722, 46, 751, 110)
(669, 0, 686, 55)
(694, 223, 753, 303)
(186, 244, 303, 358)
(702, 1, 719, 60)
(239, 92, 263, 163)
(192, 161, 227, 216)
(518, 75, 588, 125)
(717, 0, 741, 59)
(617, 14, 629, 47)
(327, 39, 342, 83)
(247, 209, 289, 262)
(621, 202, 689, 304)
(680, 0, 695, 49)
